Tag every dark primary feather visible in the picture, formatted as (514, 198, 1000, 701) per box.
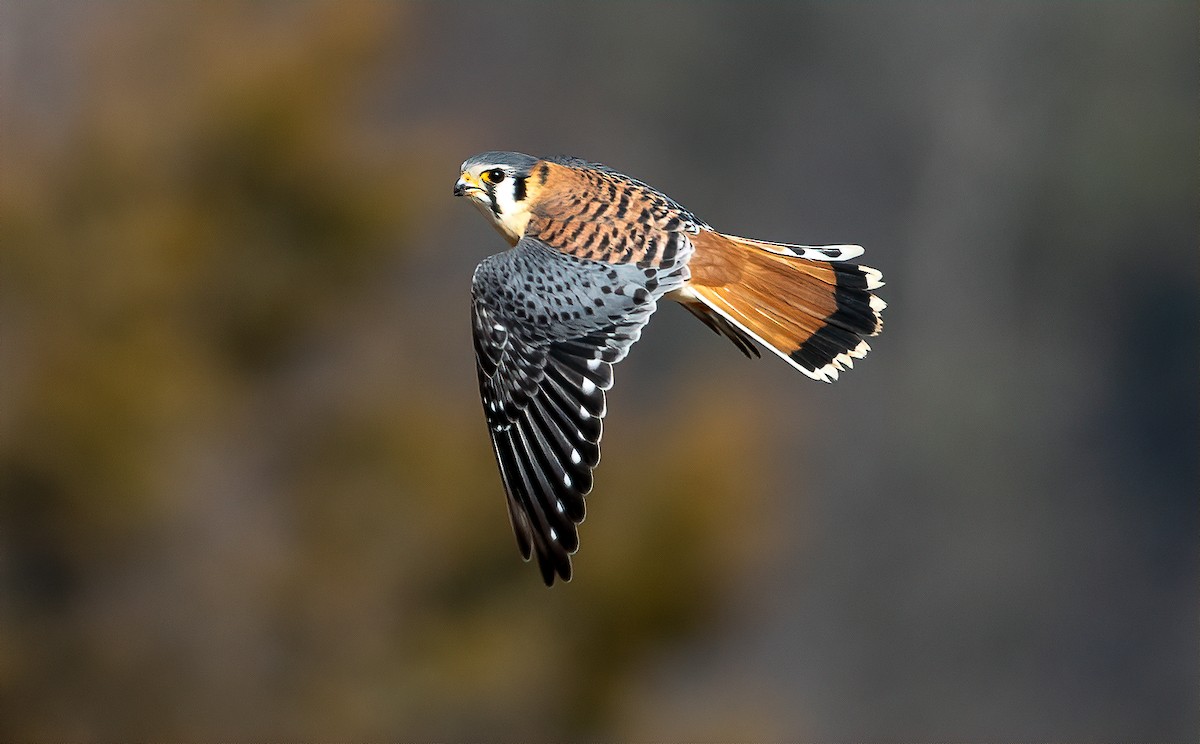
(679, 300, 762, 359)
(471, 236, 690, 584)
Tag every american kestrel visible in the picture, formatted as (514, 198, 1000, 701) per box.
(455, 151, 885, 585)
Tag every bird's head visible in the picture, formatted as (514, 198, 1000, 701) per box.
(455, 151, 541, 245)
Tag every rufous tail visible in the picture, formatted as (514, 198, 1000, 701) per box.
(681, 231, 885, 382)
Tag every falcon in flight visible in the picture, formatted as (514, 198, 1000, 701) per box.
(455, 151, 885, 585)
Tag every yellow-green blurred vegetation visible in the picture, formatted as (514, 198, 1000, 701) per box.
(0, 4, 781, 738)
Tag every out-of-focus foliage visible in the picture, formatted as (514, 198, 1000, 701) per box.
(0, 4, 780, 739)
(1, 2, 1196, 740)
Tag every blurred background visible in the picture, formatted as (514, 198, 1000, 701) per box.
(1, 2, 1196, 739)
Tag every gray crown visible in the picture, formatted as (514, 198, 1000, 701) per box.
(461, 151, 540, 176)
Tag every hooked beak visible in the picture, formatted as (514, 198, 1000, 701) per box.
(454, 174, 482, 198)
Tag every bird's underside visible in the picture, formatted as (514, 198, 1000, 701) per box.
(458, 152, 885, 585)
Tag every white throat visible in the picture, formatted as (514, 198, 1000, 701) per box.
(476, 179, 532, 246)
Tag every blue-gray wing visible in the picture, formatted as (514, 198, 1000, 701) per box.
(471, 235, 691, 584)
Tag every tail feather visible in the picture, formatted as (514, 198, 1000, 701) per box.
(683, 232, 885, 382)
(679, 299, 762, 359)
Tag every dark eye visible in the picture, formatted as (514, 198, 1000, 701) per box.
(481, 168, 506, 185)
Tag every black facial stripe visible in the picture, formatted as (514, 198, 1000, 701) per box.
(486, 184, 501, 218)
(514, 176, 527, 202)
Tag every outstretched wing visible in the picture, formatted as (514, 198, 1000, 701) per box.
(472, 235, 691, 584)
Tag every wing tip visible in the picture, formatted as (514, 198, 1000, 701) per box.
(535, 549, 573, 586)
